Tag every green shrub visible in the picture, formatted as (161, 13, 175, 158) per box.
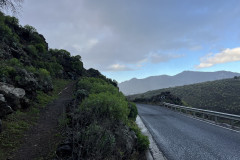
(26, 45, 38, 57)
(128, 102, 138, 120)
(75, 89, 89, 101)
(77, 79, 92, 92)
(137, 132, 150, 151)
(90, 83, 119, 95)
(77, 77, 105, 92)
(77, 77, 119, 95)
(39, 68, 50, 77)
(14, 75, 21, 82)
(35, 43, 47, 53)
(0, 65, 16, 77)
(76, 123, 116, 159)
(25, 66, 37, 73)
(36, 91, 52, 107)
(9, 58, 21, 67)
(128, 121, 149, 151)
(79, 92, 129, 123)
(71, 55, 83, 74)
(24, 25, 37, 34)
(4, 16, 19, 29)
(0, 22, 12, 42)
(44, 62, 63, 77)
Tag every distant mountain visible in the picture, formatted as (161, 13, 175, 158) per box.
(119, 71, 240, 95)
(128, 77, 240, 115)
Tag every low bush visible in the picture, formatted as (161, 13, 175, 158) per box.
(128, 121, 150, 152)
(128, 102, 138, 120)
(77, 77, 119, 95)
(9, 58, 22, 67)
(75, 89, 88, 101)
(61, 77, 149, 159)
(79, 92, 129, 123)
(75, 123, 116, 159)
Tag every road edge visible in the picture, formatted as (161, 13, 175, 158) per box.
(136, 115, 167, 160)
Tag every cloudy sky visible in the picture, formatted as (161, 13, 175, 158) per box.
(16, 0, 240, 82)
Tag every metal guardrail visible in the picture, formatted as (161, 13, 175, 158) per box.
(163, 102, 240, 128)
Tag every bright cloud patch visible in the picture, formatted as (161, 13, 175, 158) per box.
(107, 64, 133, 71)
(196, 47, 240, 68)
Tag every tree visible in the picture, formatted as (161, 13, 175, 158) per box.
(0, 0, 23, 13)
(234, 76, 239, 79)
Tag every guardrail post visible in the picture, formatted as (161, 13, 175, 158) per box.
(193, 112, 196, 117)
(215, 116, 218, 123)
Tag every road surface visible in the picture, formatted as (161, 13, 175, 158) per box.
(137, 104, 240, 160)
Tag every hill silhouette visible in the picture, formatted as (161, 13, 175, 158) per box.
(119, 71, 240, 95)
(129, 77, 240, 114)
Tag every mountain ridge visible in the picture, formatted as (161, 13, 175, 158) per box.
(119, 71, 240, 95)
(129, 77, 240, 114)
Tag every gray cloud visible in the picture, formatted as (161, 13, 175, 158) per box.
(19, 0, 240, 71)
(149, 53, 185, 64)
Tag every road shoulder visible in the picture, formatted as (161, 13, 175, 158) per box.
(136, 115, 167, 160)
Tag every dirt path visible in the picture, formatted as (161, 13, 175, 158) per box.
(11, 82, 75, 160)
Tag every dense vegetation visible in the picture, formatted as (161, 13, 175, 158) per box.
(129, 77, 240, 114)
(0, 11, 148, 159)
(0, 10, 86, 158)
(0, 10, 115, 116)
(57, 77, 149, 159)
(0, 11, 84, 89)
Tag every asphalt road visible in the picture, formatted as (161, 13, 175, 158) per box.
(137, 104, 240, 160)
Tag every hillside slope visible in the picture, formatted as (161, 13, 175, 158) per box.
(119, 71, 240, 95)
(0, 11, 116, 120)
(129, 77, 240, 114)
(0, 12, 147, 159)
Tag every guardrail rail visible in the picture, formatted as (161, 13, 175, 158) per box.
(163, 102, 240, 128)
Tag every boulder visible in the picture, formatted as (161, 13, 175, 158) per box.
(0, 94, 14, 118)
(0, 82, 25, 98)
(56, 143, 72, 158)
(0, 94, 5, 101)
(0, 82, 26, 110)
(0, 83, 30, 112)
(15, 68, 38, 96)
